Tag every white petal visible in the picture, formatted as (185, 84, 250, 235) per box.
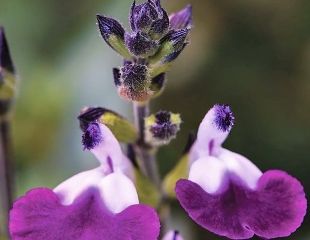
(98, 171, 139, 214)
(54, 167, 105, 205)
(218, 148, 263, 190)
(91, 123, 134, 178)
(189, 107, 230, 163)
(162, 231, 184, 240)
(188, 156, 229, 194)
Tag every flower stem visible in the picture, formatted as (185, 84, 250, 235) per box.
(133, 101, 161, 189)
(0, 117, 14, 238)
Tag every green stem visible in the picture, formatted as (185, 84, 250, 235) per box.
(0, 117, 14, 238)
(133, 101, 161, 189)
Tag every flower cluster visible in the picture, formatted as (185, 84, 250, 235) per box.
(6, 1, 308, 240)
(97, 0, 192, 102)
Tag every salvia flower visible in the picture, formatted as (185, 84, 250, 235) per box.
(9, 119, 160, 239)
(175, 104, 307, 239)
(0, 27, 16, 115)
(145, 110, 181, 146)
(162, 230, 184, 240)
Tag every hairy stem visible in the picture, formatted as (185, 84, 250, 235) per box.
(133, 101, 161, 189)
(0, 117, 14, 238)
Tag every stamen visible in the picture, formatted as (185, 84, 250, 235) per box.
(82, 122, 103, 150)
(213, 104, 235, 132)
(173, 230, 179, 240)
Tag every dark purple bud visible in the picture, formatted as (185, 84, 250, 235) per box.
(150, 73, 165, 93)
(130, 0, 157, 32)
(161, 29, 189, 51)
(213, 104, 235, 132)
(164, 42, 188, 63)
(97, 15, 124, 42)
(113, 68, 121, 86)
(149, 10, 169, 40)
(125, 31, 158, 57)
(96, 15, 131, 58)
(129, 0, 169, 39)
(78, 107, 107, 131)
(149, 29, 189, 67)
(118, 63, 151, 101)
(82, 122, 103, 150)
(145, 110, 181, 146)
(169, 5, 193, 30)
(0, 27, 15, 73)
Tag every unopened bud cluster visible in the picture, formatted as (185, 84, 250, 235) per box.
(97, 0, 192, 102)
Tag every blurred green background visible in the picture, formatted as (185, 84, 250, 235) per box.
(0, 0, 309, 239)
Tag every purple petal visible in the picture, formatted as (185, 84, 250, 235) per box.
(169, 5, 192, 30)
(176, 170, 307, 239)
(10, 188, 160, 240)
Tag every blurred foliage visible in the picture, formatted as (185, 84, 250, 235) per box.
(0, 0, 309, 239)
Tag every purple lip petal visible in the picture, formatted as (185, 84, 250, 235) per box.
(176, 170, 307, 239)
(10, 187, 160, 240)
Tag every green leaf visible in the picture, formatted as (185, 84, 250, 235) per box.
(163, 153, 189, 198)
(100, 111, 138, 143)
(135, 169, 161, 208)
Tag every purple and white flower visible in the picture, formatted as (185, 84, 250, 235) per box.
(9, 121, 160, 240)
(175, 104, 307, 239)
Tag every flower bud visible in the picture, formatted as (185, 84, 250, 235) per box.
(169, 4, 193, 30)
(145, 111, 181, 146)
(149, 29, 189, 76)
(114, 62, 153, 102)
(125, 31, 158, 57)
(0, 27, 16, 116)
(79, 107, 138, 143)
(130, 0, 169, 39)
(149, 73, 166, 98)
(96, 15, 131, 59)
